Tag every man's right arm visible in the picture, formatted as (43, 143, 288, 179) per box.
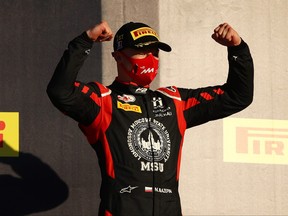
(46, 32, 99, 125)
(47, 21, 113, 125)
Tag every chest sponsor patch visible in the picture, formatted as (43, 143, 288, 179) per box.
(151, 97, 173, 118)
(117, 94, 136, 103)
(117, 101, 142, 113)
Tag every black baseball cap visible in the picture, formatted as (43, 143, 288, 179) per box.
(113, 22, 172, 52)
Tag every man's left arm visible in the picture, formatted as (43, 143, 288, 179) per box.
(181, 23, 254, 128)
(213, 23, 254, 110)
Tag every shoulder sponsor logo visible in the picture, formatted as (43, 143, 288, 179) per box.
(166, 86, 177, 93)
(223, 118, 288, 165)
(156, 87, 181, 101)
(130, 27, 159, 41)
(120, 185, 138, 194)
(117, 94, 136, 103)
(117, 101, 142, 113)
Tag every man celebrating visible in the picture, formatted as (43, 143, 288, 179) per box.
(47, 21, 253, 216)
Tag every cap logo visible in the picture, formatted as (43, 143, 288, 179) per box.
(130, 27, 159, 41)
(116, 34, 124, 50)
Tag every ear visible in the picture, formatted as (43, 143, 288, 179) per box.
(112, 51, 121, 62)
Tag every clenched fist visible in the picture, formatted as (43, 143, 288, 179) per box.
(211, 23, 241, 47)
(86, 21, 113, 42)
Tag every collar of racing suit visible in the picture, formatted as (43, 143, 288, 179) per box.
(109, 79, 150, 95)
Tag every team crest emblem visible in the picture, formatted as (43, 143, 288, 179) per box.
(127, 118, 171, 163)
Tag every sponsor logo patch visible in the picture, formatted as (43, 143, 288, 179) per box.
(120, 185, 138, 194)
(130, 27, 159, 41)
(117, 101, 142, 113)
(117, 94, 136, 103)
(152, 97, 172, 118)
(135, 87, 148, 94)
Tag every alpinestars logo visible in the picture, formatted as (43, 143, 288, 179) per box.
(127, 118, 171, 172)
(120, 185, 138, 194)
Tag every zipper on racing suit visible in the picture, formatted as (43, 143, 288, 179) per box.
(143, 92, 156, 216)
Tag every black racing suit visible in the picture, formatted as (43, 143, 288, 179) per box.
(47, 32, 253, 216)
